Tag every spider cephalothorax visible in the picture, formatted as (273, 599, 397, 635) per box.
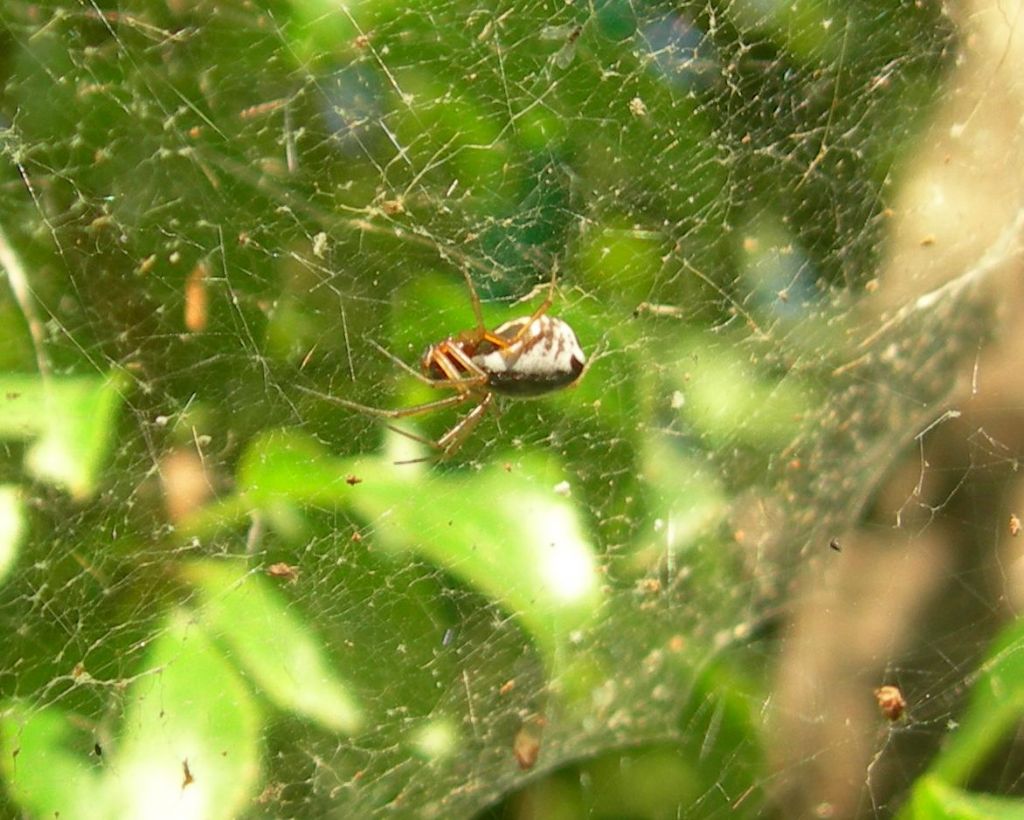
(302, 268, 585, 461)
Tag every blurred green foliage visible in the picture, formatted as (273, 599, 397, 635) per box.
(2, 0, 1006, 818)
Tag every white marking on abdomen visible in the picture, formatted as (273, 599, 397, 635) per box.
(474, 315, 585, 381)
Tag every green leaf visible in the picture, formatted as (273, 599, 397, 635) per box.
(905, 776, 1024, 820)
(0, 372, 126, 499)
(0, 485, 27, 585)
(0, 700, 104, 818)
(899, 618, 1024, 819)
(345, 452, 603, 656)
(190, 430, 604, 657)
(285, 0, 357, 64)
(675, 333, 810, 448)
(0, 610, 261, 820)
(184, 560, 364, 734)
(921, 617, 1024, 785)
(109, 610, 262, 819)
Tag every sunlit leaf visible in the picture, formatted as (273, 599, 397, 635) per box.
(0, 486, 26, 585)
(109, 610, 261, 820)
(224, 430, 603, 656)
(343, 451, 604, 654)
(0, 611, 260, 820)
(185, 560, 364, 735)
(922, 617, 1024, 787)
(0, 373, 126, 499)
(1, 0, 1010, 815)
(904, 776, 1024, 820)
(0, 701, 104, 818)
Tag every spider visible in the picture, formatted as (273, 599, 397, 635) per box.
(301, 268, 586, 461)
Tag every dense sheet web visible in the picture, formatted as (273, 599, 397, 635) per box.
(1, 0, 1024, 817)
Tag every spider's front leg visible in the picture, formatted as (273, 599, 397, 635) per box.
(367, 339, 487, 392)
(295, 384, 473, 419)
(392, 393, 495, 465)
(424, 341, 490, 390)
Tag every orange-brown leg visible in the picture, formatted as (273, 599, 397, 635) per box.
(368, 339, 487, 391)
(438, 391, 493, 454)
(505, 264, 560, 346)
(296, 383, 474, 419)
(481, 331, 511, 349)
(459, 267, 487, 336)
(427, 344, 490, 390)
(394, 392, 494, 464)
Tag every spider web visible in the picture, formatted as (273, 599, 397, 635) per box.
(1, 0, 1023, 817)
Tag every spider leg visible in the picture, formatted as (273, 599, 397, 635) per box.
(433, 343, 490, 384)
(460, 258, 558, 338)
(296, 383, 473, 418)
(393, 393, 494, 465)
(480, 330, 511, 349)
(459, 266, 487, 335)
(523, 264, 558, 322)
(370, 338, 488, 391)
(383, 423, 446, 452)
(503, 264, 562, 347)
(437, 392, 493, 454)
(366, 339, 428, 382)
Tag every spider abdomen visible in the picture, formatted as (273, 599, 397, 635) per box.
(472, 315, 585, 397)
